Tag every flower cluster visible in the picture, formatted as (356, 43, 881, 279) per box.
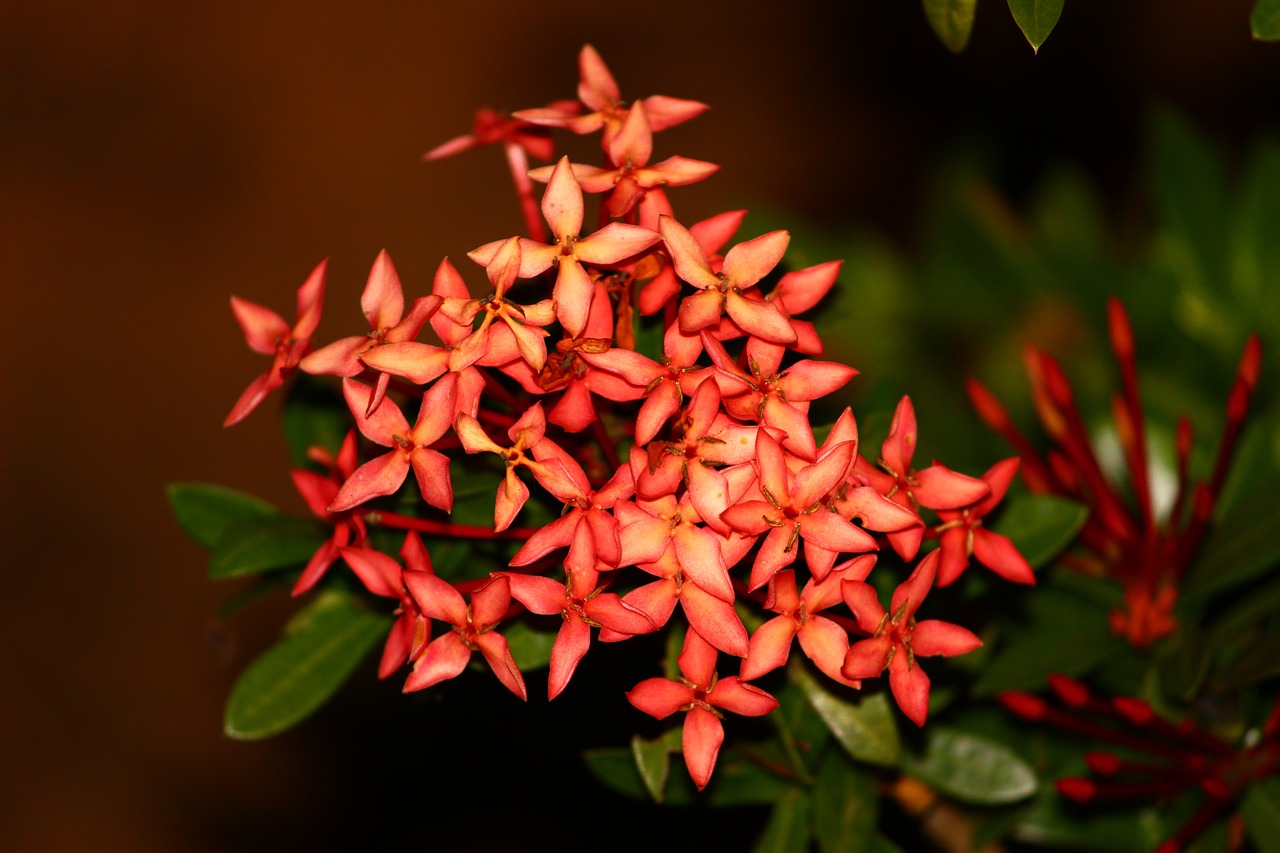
(968, 299, 1262, 647)
(1002, 675, 1280, 853)
(222, 46, 1028, 789)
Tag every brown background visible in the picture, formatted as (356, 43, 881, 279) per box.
(3, 1, 1276, 849)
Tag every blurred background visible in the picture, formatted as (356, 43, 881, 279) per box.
(3, 1, 1277, 849)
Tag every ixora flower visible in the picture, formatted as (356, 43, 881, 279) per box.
(841, 551, 983, 726)
(968, 298, 1263, 646)
(224, 259, 326, 426)
(626, 630, 778, 790)
(195, 44, 1041, 802)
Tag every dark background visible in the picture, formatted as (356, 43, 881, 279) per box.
(2, 1, 1275, 849)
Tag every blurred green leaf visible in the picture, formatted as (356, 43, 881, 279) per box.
(1007, 0, 1064, 52)
(790, 663, 900, 767)
(903, 727, 1037, 805)
(1254, 0, 1280, 40)
(207, 515, 326, 579)
(582, 747, 648, 800)
(224, 590, 388, 740)
(631, 728, 680, 803)
(753, 787, 812, 853)
(1010, 792, 1170, 850)
(973, 584, 1117, 696)
(923, 0, 978, 52)
(503, 621, 556, 672)
(1183, 500, 1280, 601)
(991, 492, 1088, 570)
(1243, 778, 1280, 853)
(167, 482, 276, 549)
(813, 748, 878, 853)
(282, 376, 350, 467)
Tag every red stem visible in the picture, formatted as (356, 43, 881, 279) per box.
(368, 509, 538, 541)
(504, 141, 546, 244)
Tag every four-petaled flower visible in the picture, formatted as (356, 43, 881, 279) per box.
(627, 630, 778, 790)
(841, 550, 983, 726)
(933, 457, 1035, 587)
(225, 259, 326, 426)
(403, 573, 526, 699)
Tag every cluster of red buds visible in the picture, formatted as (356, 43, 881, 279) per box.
(1002, 675, 1280, 853)
(222, 46, 1034, 789)
(968, 300, 1262, 647)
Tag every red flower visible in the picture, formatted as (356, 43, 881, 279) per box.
(933, 457, 1035, 587)
(328, 376, 455, 513)
(841, 551, 982, 726)
(224, 259, 326, 426)
(403, 573, 525, 699)
(498, 564, 653, 699)
(626, 630, 778, 790)
(289, 430, 368, 596)
(298, 251, 440, 416)
(339, 532, 433, 679)
(742, 557, 876, 687)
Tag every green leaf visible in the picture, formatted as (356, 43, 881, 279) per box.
(991, 492, 1088, 570)
(582, 747, 649, 801)
(972, 585, 1117, 696)
(167, 482, 276, 549)
(1254, 0, 1280, 40)
(207, 515, 327, 579)
(224, 591, 388, 740)
(753, 787, 812, 853)
(502, 621, 556, 672)
(813, 749, 878, 853)
(1007, 0, 1064, 52)
(281, 376, 350, 467)
(923, 0, 979, 52)
(630, 729, 680, 803)
(902, 727, 1037, 805)
(1243, 778, 1280, 853)
(1184, 499, 1280, 600)
(790, 663, 900, 767)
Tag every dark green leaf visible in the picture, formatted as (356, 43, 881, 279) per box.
(1183, 500, 1280, 600)
(630, 728, 680, 803)
(582, 747, 649, 801)
(972, 586, 1116, 696)
(868, 835, 905, 853)
(706, 748, 796, 806)
(207, 515, 326, 579)
(1010, 793, 1169, 851)
(790, 663, 900, 767)
(990, 492, 1088, 570)
(167, 482, 276, 549)
(902, 727, 1037, 805)
(1007, 0, 1064, 52)
(1254, 0, 1280, 40)
(224, 591, 388, 740)
(813, 749, 878, 853)
(282, 376, 350, 467)
(503, 621, 556, 672)
(923, 0, 979, 52)
(1243, 778, 1280, 853)
(753, 787, 812, 853)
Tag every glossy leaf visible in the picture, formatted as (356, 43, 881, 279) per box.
(1243, 778, 1280, 853)
(1254, 0, 1280, 40)
(631, 728, 681, 803)
(753, 787, 812, 853)
(207, 515, 327, 579)
(1007, 0, 1064, 52)
(503, 621, 556, 671)
(224, 591, 389, 740)
(790, 662, 900, 767)
(813, 749, 878, 853)
(167, 482, 276, 549)
(582, 747, 649, 801)
(923, 0, 979, 52)
(902, 727, 1037, 805)
(990, 492, 1087, 570)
